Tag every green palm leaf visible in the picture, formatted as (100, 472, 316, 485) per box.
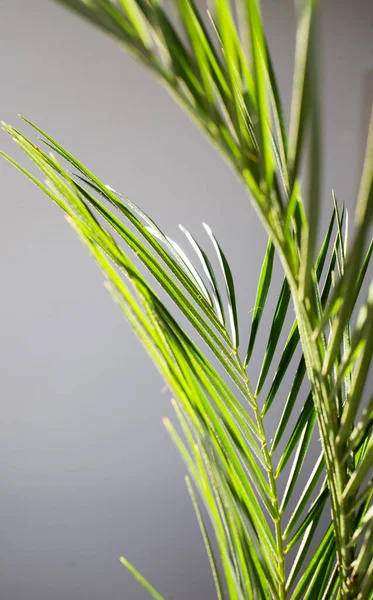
(2, 0, 373, 599)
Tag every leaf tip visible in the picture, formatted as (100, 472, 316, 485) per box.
(202, 222, 212, 236)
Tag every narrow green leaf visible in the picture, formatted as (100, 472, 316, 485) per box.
(332, 193, 345, 276)
(355, 105, 373, 231)
(173, 0, 214, 107)
(54, 0, 148, 51)
(245, 238, 275, 366)
(245, 0, 275, 190)
(262, 323, 300, 417)
(279, 411, 316, 513)
(320, 564, 339, 600)
(285, 486, 328, 552)
(351, 476, 373, 516)
(302, 537, 336, 600)
(359, 556, 373, 600)
(348, 504, 373, 547)
(299, 12, 321, 301)
(264, 40, 289, 191)
(348, 392, 373, 454)
(283, 455, 325, 539)
(287, 0, 314, 187)
(352, 521, 373, 589)
(315, 208, 336, 279)
(289, 525, 334, 599)
(255, 278, 291, 396)
(338, 281, 373, 446)
(355, 237, 373, 307)
(119, 557, 164, 600)
(215, 0, 252, 155)
(275, 386, 312, 475)
(185, 476, 224, 600)
(162, 235, 213, 305)
(343, 435, 373, 501)
(179, 224, 226, 325)
(117, 0, 153, 49)
(271, 359, 307, 453)
(203, 223, 240, 349)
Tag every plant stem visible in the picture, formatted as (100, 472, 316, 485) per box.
(288, 279, 354, 599)
(254, 401, 286, 600)
(236, 356, 287, 600)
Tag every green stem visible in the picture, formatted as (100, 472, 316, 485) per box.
(254, 400, 286, 600)
(236, 357, 286, 600)
(288, 278, 354, 599)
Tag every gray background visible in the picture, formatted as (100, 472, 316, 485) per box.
(0, 1, 372, 599)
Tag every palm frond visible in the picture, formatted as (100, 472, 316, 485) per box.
(2, 0, 373, 598)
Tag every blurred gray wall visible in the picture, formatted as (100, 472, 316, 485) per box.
(0, 1, 372, 599)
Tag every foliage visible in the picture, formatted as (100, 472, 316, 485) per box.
(2, 0, 373, 598)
